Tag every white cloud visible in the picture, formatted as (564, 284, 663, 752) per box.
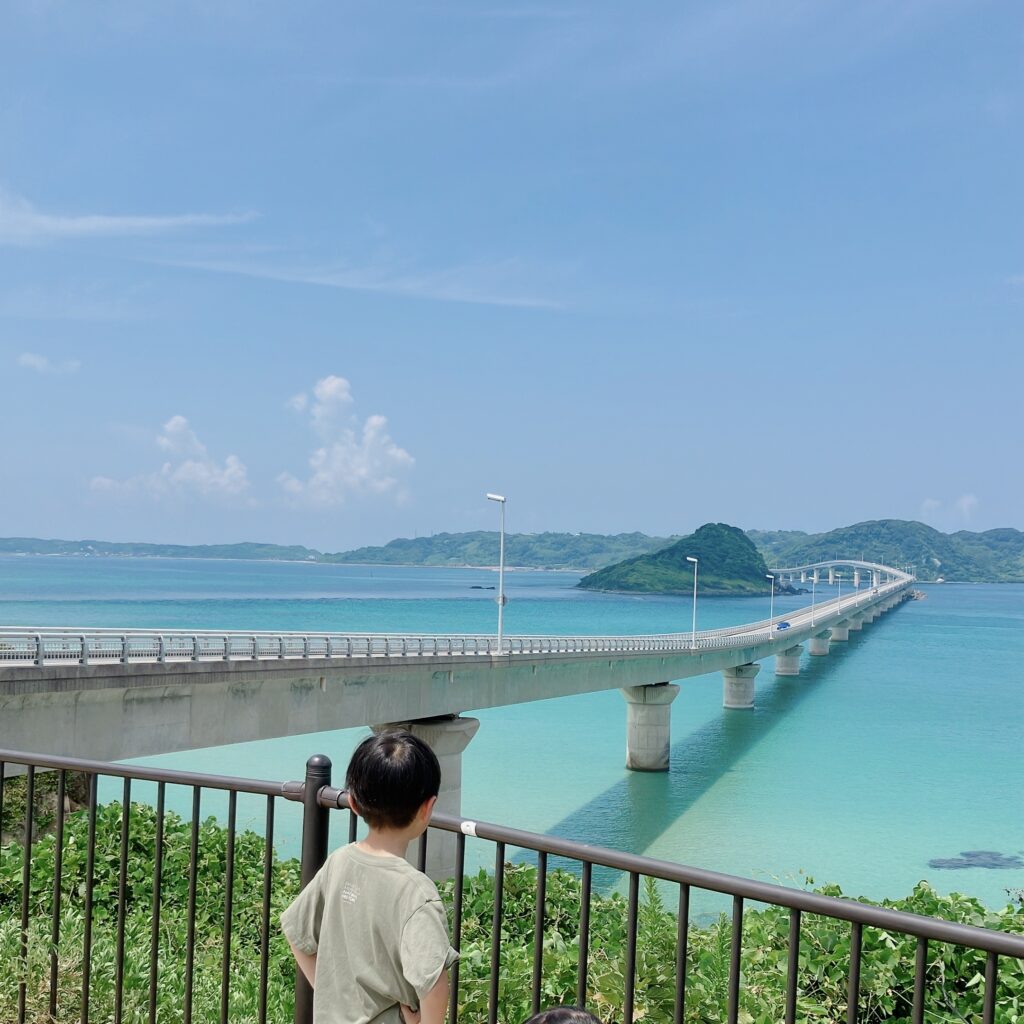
(90, 416, 251, 501)
(18, 352, 81, 374)
(0, 187, 256, 246)
(280, 378, 413, 506)
(920, 497, 941, 516)
(954, 493, 978, 522)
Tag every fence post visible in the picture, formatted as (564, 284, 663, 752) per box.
(295, 754, 332, 1024)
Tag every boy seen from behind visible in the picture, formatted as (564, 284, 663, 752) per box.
(282, 731, 458, 1024)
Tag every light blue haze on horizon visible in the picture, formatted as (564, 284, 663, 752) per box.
(1, 2, 1022, 550)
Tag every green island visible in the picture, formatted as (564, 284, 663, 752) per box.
(4, 519, 1024, 581)
(1, 791, 1021, 1023)
(577, 523, 781, 596)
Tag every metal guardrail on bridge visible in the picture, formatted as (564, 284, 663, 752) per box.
(0, 561, 911, 668)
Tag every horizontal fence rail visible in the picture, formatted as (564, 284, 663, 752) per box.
(0, 746, 1019, 1024)
(0, 561, 913, 668)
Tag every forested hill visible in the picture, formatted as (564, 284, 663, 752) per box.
(323, 531, 676, 569)
(577, 523, 775, 596)
(0, 531, 676, 571)
(749, 519, 1024, 583)
(3, 520, 1023, 579)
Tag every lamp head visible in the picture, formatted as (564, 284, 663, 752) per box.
(486, 493, 506, 503)
(685, 556, 698, 564)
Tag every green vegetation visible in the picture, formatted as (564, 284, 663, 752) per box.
(5, 519, 1024, 579)
(749, 519, 1024, 583)
(2, 802, 1022, 1023)
(577, 523, 777, 596)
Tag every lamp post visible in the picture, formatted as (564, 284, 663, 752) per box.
(811, 570, 816, 626)
(835, 572, 843, 616)
(686, 556, 698, 650)
(486, 493, 507, 651)
(766, 574, 775, 636)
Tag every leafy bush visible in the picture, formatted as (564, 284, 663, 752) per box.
(1, 802, 1022, 1022)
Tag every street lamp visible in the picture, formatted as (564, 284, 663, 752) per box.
(811, 570, 817, 626)
(686, 556, 698, 650)
(835, 572, 843, 615)
(766, 574, 775, 636)
(486, 493, 507, 651)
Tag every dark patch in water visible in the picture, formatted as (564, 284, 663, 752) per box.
(928, 850, 1024, 870)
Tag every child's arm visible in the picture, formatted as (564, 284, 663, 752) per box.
(289, 941, 318, 987)
(401, 970, 449, 1024)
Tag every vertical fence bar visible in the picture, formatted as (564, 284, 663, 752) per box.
(81, 773, 98, 1024)
(17, 764, 36, 1024)
(624, 872, 640, 1024)
(113, 778, 132, 1024)
(982, 951, 997, 1024)
(48, 770, 67, 1018)
(674, 883, 690, 1024)
(846, 921, 862, 1024)
(576, 861, 592, 1008)
(183, 787, 202, 1024)
(488, 842, 506, 1024)
(417, 830, 428, 873)
(147, 782, 166, 1024)
(530, 851, 548, 1016)
(449, 831, 467, 1024)
(258, 795, 276, 1024)
(912, 937, 927, 1024)
(296, 755, 333, 1024)
(348, 808, 358, 844)
(727, 896, 744, 1024)
(784, 909, 800, 1024)
(220, 790, 238, 1024)
(0, 761, 5, 841)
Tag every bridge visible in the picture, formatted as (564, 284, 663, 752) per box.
(1, 559, 911, 870)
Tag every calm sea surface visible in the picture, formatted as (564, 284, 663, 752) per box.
(2, 555, 1021, 911)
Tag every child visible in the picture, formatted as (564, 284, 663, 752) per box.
(281, 731, 459, 1024)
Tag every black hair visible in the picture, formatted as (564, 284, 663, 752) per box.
(521, 1009, 601, 1024)
(345, 730, 441, 830)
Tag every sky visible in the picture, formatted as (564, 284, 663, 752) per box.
(1, 1, 1022, 550)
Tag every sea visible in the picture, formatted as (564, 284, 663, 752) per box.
(1, 554, 1021, 913)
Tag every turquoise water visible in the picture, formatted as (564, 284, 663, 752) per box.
(2, 555, 1021, 911)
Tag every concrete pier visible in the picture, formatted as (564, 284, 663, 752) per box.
(620, 683, 680, 772)
(722, 663, 761, 709)
(774, 645, 804, 676)
(848, 613, 864, 632)
(831, 621, 850, 642)
(372, 714, 479, 879)
(828, 567, 835, 585)
(808, 632, 831, 656)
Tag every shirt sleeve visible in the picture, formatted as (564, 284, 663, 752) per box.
(280, 867, 327, 956)
(400, 899, 460, 1000)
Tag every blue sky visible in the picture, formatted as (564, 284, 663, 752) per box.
(1, 1, 1022, 549)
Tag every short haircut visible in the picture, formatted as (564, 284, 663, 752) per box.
(346, 730, 441, 830)
(522, 1009, 601, 1024)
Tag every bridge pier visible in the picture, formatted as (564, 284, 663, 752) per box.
(831, 621, 850, 642)
(774, 645, 804, 676)
(620, 683, 680, 772)
(808, 632, 831, 656)
(372, 714, 479, 880)
(722, 663, 760, 709)
(828, 568, 835, 585)
(848, 613, 864, 632)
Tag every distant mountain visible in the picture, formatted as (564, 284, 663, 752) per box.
(0, 531, 676, 571)
(323, 531, 678, 570)
(750, 519, 1024, 582)
(577, 523, 779, 596)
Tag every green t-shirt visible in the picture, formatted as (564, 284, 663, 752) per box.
(281, 844, 459, 1024)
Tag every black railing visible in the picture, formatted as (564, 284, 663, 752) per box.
(0, 747, 1022, 1023)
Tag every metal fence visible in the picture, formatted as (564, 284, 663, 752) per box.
(2, 746, 1017, 1024)
(0, 579, 910, 667)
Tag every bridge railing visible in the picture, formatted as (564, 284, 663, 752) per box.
(0, 580, 910, 668)
(0, 747, 1019, 1024)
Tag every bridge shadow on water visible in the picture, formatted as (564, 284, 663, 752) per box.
(511, 637, 859, 889)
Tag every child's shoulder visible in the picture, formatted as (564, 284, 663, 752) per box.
(327, 845, 441, 897)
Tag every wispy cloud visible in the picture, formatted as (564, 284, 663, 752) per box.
(17, 352, 81, 375)
(919, 493, 980, 529)
(0, 187, 257, 246)
(161, 255, 563, 309)
(91, 415, 251, 502)
(279, 376, 414, 507)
